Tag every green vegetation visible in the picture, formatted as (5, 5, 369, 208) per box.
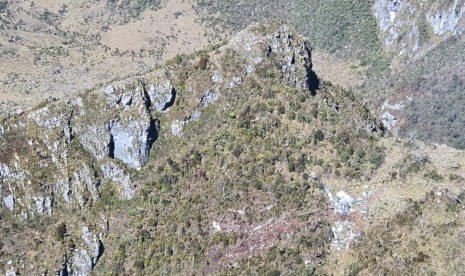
(347, 190, 465, 275)
(105, 0, 161, 23)
(4, 21, 464, 275)
(55, 222, 67, 242)
(197, 0, 388, 70)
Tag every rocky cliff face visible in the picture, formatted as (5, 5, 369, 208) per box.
(0, 75, 175, 274)
(374, 0, 465, 57)
(0, 76, 173, 218)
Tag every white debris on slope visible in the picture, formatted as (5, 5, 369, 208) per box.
(382, 111, 398, 130)
(380, 99, 407, 130)
(3, 194, 14, 211)
(320, 180, 360, 251)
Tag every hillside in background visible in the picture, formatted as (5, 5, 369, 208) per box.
(0, 0, 213, 113)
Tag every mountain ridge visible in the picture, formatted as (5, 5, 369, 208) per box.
(1, 20, 465, 276)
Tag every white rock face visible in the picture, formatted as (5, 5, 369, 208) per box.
(79, 125, 111, 161)
(171, 120, 186, 137)
(374, 0, 420, 55)
(31, 196, 52, 215)
(70, 165, 100, 206)
(382, 111, 397, 130)
(0, 77, 172, 216)
(199, 90, 219, 107)
(427, 0, 465, 35)
(67, 227, 103, 276)
(147, 81, 175, 112)
(81, 80, 165, 170)
(374, 0, 465, 56)
(229, 77, 243, 88)
(221, 23, 313, 90)
(101, 161, 134, 200)
(3, 194, 14, 211)
(109, 117, 156, 170)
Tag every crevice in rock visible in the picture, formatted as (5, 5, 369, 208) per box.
(92, 240, 105, 269)
(108, 134, 115, 159)
(290, 53, 296, 65)
(145, 119, 158, 156)
(304, 42, 320, 96)
(139, 79, 152, 110)
(266, 46, 272, 57)
(66, 107, 75, 142)
(60, 263, 69, 276)
(60, 256, 70, 276)
(161, 88, 176, 111)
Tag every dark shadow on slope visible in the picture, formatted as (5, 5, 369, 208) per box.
(307, 70, 320, 96)
(108, 134, 115, 159)
(145, 119, 159, 157)
(161, 88, 177, 111)
(92, 240, 105, 269)
(139, 79, 152, 110)
(304, 42, 320, 96)
(60, 264, 69, 276)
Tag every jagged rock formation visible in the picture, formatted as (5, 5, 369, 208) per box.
(0, 76, 172, 218)
(0, 75, 174, 274)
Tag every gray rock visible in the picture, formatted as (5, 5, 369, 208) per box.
(68, 227, 103, 276)
(382, 111, 397, 130)
(171, 120, 186, 137)
(199, 90, 218, 107)
(3, 194, 14, 211)
(0, 1, 8, 13)
(5, 269, 16, 276)
(229, 77, 243, 88)
(69, 249, 93, 276)
(32, 196, 52, 215)
(79, 125, 111, 161)
(28, 106, 63, 129)
(211, 71, 223, 83)
(101, 161, 134, 200)
(147, 81, 175, 112)
(427, 0, 465, 35)
(70, 165, 100, 206)
(81, 80, 160, 170)
(109, 117, 157, 170)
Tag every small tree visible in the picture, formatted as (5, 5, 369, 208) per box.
(55, 222, 67, 242)
(314, 130, 324, 142)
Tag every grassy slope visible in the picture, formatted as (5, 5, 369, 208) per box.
(196, 0, 388, 70)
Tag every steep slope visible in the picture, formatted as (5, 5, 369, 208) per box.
(1, 22, 386, 275)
